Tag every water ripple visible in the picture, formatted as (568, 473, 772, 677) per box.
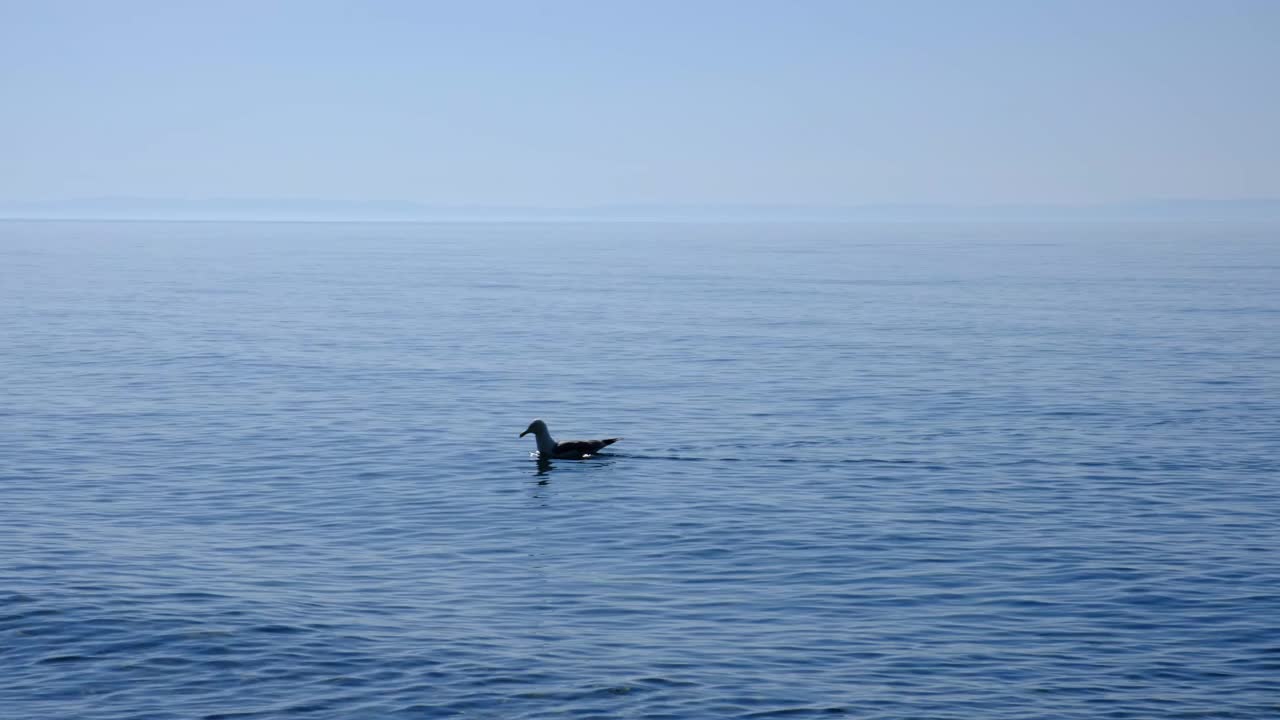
(2, 221, 1279, 718)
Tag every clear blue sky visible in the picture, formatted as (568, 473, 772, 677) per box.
(2, 0, 1277, 207)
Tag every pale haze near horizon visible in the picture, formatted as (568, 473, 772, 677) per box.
(2, 0, 1278, 210)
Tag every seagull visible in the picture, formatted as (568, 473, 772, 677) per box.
(520, 419, 621, 459)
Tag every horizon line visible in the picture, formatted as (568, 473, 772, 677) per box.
(3, 197, 1280, 224)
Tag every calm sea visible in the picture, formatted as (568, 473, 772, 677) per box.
(2, 220, 1278, 719)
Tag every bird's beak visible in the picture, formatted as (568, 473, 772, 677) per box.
(519, 430, 529, 437)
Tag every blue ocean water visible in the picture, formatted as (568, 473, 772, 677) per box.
(2, 219, 1278, 719)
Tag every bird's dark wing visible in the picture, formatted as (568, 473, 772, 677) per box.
(552, 438, 620, 458)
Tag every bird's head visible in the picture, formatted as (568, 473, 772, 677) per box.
(520, 419, 548, 438)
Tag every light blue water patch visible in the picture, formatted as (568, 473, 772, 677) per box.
(2, 220, 1279, 719)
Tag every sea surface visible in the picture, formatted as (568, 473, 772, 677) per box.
(2, 220, 1278, 719)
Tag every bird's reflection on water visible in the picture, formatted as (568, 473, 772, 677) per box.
(534, 457, 554, 482)
(528, 453, 617, 484)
